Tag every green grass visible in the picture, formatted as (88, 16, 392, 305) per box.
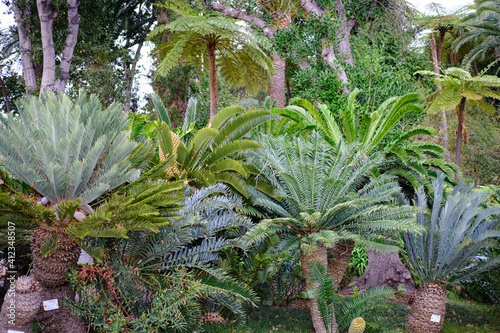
(200, 298, 500, 333)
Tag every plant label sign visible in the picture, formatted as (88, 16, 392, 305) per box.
(430, 314, 441, 323)
(8, 330, 25, 333)
(43, 299, 59, 311)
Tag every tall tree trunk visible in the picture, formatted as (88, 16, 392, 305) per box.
(455, 97, 466, 181)
(322, 43, 350, 92)
(269, 53, 287, 107)
(12, 1, 38, 94)
(328, 239, 355, 288)
(406, 283, 446, 333)
(430, 34, 451, 161)
(0, 76, 11, 113)
(207, 43, 218, 120)
(300, 243, 334, 333)
(54, 0, 80, 92)
(37, 0, 58, 93)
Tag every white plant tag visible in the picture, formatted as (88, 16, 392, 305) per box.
(8, 330, 25, 333)
(307, 290, 315, 299)
(43, 299, 59, 311)
(430, 314, 441, 323)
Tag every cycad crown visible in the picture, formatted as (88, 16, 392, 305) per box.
(0, 91, 141, 205)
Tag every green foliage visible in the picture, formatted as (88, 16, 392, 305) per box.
(246, 132, 425, 255)
(404, 172, 500, 284)
(0, 90, 151, 205)
(349, 245, 369, 276)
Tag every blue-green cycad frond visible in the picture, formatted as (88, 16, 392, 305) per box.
(0, 91, 148, 205)
(404, 172, 500, 284)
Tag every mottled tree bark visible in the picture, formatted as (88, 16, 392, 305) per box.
(301, 243, 332, 333)
(11, 0, 38, 94)
(37, 0, 58, 93)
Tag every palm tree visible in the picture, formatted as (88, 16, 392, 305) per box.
(417, 66, 500, 178)
(404, 172, 500, 333)
(245, 133, 423, 333)
(155, 99, 279, 197)
(0, 91, 165, 331)
(453, 0, 500, 64)
(149, 16, 274, 119)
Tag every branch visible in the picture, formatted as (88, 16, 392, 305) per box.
(210, 2, 276, 38)
(54, 0, 81, 92)
(300, 0, 325, 15)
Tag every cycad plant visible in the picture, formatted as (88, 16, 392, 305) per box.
(0, 91, 155, 331)
(245, 133, 423, 333)
(66, 183, 257, 332)
(149, 15, 274, 118)
(404, 173, 500, 333)
(156, 102, 278, 197)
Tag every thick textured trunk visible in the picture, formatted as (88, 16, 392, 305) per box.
(351, 249, 416, 293)
(0, 76, 11, 113)
(37, 0, 58, 93)
(430, 34, 451, 161)
(12, 1, 38, 94)
(31, 227, 81, 288)
(0, 276, 41, 333)
(54, 0, 80, 92)
(207, 43, 218, 120)
(301, 243, 334, 333)
(455, 97, 466, 181)
(269, 53, 287, 108)
(406, 283, 446, 333)
(36, 285, 86, 332)
(328, 239, 355, 288)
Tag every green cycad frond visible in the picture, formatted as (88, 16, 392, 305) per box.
(0, 91, 149, 205)
(404, 172, 500, 284)
(156, 106, 278, 197)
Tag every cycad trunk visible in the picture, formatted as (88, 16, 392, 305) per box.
(301, 243, 335, 333)
(269, 53, 286, 108)
(328, 240, 355, 288)
(207, 42, 218, 120)
(31, 227, 86, 332)
(406, 283, 446, 333)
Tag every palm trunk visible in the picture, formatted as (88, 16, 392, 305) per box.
(0, 76, 11, 113)
(207, 42, 218, 120)
(269, 53, 287, 108)
(455, 97, 466, 181)
(406, 283, 446, 333)
(301, 243, 335, 333)
(430, 34, 451, 161)
(328, 239, 355, 288)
